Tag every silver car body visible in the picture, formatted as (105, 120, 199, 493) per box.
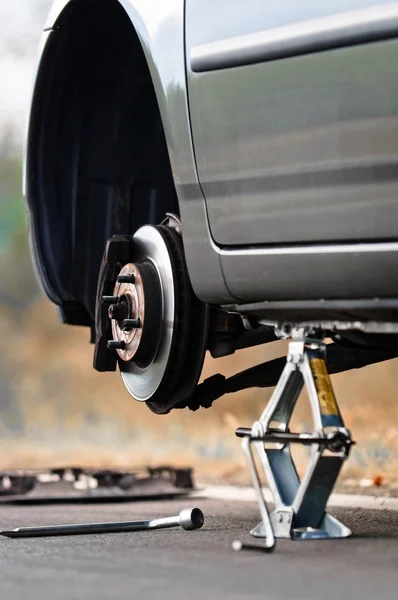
(25, 0, 398, 321)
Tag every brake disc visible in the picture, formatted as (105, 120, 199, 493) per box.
(114, 223, 190, 402)
(94, 216, 209, 414)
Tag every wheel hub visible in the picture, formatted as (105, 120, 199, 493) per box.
(109, 261, 161, 365)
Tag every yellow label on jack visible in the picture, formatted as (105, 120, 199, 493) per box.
(310, 358, 339, 416)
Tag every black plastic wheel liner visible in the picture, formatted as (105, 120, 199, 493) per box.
(26, 0, 179, 327)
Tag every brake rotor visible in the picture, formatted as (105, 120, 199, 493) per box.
(93, 216, 209, 413)
(111, 223, 189, 402)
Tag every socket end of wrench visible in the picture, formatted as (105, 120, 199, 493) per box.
(179, 508, 204, 530)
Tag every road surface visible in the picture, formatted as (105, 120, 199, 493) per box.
(0, 494, 397, 599)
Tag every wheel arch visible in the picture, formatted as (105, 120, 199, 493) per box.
(25, 0, 182, 326)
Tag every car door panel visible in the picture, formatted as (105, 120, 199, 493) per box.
(186, 1, 398, 247)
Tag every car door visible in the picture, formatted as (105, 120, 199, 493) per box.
(185, 1, 398, 247)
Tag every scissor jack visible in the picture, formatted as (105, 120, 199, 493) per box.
(234, 328, 355, 552)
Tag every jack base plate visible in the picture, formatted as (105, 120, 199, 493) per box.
(251, 512, 352, 540)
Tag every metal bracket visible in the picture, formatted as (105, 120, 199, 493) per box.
(235, 328, 354, 550)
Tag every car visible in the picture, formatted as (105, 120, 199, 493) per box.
(25, 0, 398, 416)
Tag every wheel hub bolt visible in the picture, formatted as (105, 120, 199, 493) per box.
(107, 340, 126, 350)
(122, 318, 141, 331)
(117, 274, 136, 284)
(102, 296, 119, 305)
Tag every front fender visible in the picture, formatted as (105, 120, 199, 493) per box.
(24, 0, 231, 318)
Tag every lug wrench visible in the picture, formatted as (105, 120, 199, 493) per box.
(232, 437, 275, 554)
(0, 507, 204, 538)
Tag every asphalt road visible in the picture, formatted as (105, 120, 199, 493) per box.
(0, 495, 397, 600)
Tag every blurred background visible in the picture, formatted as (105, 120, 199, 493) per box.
(1, 0, 398, 489)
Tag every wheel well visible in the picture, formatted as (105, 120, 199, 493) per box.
(27, 0, 179, 325)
